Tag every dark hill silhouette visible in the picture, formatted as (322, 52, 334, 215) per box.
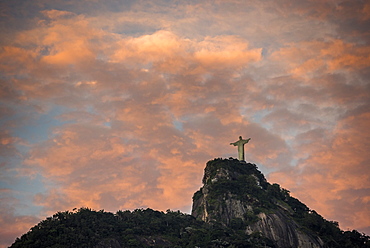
(10, 158, 370, 248)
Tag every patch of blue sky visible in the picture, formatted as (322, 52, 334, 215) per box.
(241, 108, 273, 130)
(13, 106, 74, 144)
(170, 113, 188, 132)
(289, 158, 300, 167)
(172, 119, 183, 131)
(250, 109, 271, 123)
(0, 171, 45, 216)
(14, 201, 43, 217)
(103, 121, 112, 128)
(290, 153, 310, 168)
(1, 172, 44, 194)
(86, 105, 95, 114)
(247, 158, 277, 175)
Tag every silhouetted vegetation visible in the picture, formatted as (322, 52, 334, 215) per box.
(11, 158, 370, 247)
(10, 208, 272, 247)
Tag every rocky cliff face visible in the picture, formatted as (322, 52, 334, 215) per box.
(191, 158, 324, 248)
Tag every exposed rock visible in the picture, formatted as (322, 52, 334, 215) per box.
(192, 158, 324, 248)
(248, 211, 323, 248)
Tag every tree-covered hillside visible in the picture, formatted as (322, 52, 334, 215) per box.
(10, 158, 370, 248)
(10, 207, 272, 248)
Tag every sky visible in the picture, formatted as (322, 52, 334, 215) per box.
(0, 0, 369, 246)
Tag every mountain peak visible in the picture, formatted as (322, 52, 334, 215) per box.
(201, 158, 266, 185)
(192, 158, 324, 248)
(10, 158, 370, 247)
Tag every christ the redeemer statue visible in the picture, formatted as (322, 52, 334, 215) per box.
(230, 136, 251, 161)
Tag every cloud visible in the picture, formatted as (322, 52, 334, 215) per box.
(112, 30, 261, 74)
(270, 39, 370, 81)
(41, 9, 74, 19)
(0, 130, 20, 157)
(9, 13, 264, 218)
(0, 1, 370, 247)
(0, 190, 40, 247)
(27, 123, 162, 212)
(269, 109, 370, 232)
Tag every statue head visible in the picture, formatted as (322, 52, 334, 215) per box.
(239, 136, 242, 140)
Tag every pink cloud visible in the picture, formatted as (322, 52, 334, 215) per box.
(112, 30, 261, 75)
(0, 191, 40, 248)
(0, 130, 20, 157)
(272, 39, 370, 79)
(1, 2, 369, 246)
(41, 9, 74, 19)
(193, 36, 262, 70)
(0, 214, 40, 248)
(269, 110, 370, 232)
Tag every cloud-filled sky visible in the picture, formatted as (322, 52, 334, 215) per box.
(0, 0, 369, 246)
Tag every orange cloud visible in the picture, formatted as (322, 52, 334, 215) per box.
(0, 46, 38, 75)
(362, 3, 370, 20)
(1, 2, 370, 246)
(41, 9, 74, 19)
(0, 191, 41, 248)
(272, 39, 370, 78)
(0, 214, 40, 248)
(113, 30, 186, 62)
(269, 110, 370, 232)
(112, 30, 261, 74)
(194, 36, 262, 70)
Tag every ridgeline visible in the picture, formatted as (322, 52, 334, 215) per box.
(10, 158, 370, 248)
